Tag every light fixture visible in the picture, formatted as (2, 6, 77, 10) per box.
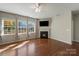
(32, 3, 41, 12)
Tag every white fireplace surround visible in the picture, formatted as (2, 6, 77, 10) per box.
(38, 18, 51, 38)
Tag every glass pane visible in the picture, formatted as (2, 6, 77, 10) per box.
(18, 20, 27, 33)
(28, 18, 36, 33)
(3, 19, 16, 34)
(28, 18, 36, 39)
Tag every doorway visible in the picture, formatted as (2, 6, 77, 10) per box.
(72, 12, 79, 42)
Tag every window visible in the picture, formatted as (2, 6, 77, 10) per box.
(28, 18, 36, 33)
(3, 19, 16, 35)
(1, 18, 36, 36)
(18, 20, 27, 33)
(28, 23, 34, 32)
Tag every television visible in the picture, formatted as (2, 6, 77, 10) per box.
(40, 21, 49, 26)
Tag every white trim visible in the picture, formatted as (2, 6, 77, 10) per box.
(1, 19, 16, 36)
(73, 40, 79, 43)
(18, 33, 27, 35)
(50, 37, 72, 45)
(1, 19, 4, 35)
(1, 34, 15, 36)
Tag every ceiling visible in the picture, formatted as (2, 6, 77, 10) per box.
(0, 3, 79, 18)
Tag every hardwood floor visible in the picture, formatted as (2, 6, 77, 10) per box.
(0, 39, 79, 56)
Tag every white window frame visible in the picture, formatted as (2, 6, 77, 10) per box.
(18, 20, 27, 34)
(1, 19, 16, 36)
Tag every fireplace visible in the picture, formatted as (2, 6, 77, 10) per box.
(40, 31, 48, 38)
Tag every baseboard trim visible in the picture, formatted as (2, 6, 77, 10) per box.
(73, 40, 79, 43)
(50, 38, 72, 45)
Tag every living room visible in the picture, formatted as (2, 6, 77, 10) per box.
(0, 3, 79, 56)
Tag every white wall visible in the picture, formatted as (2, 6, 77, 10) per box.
(50, 8, 72, 44)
